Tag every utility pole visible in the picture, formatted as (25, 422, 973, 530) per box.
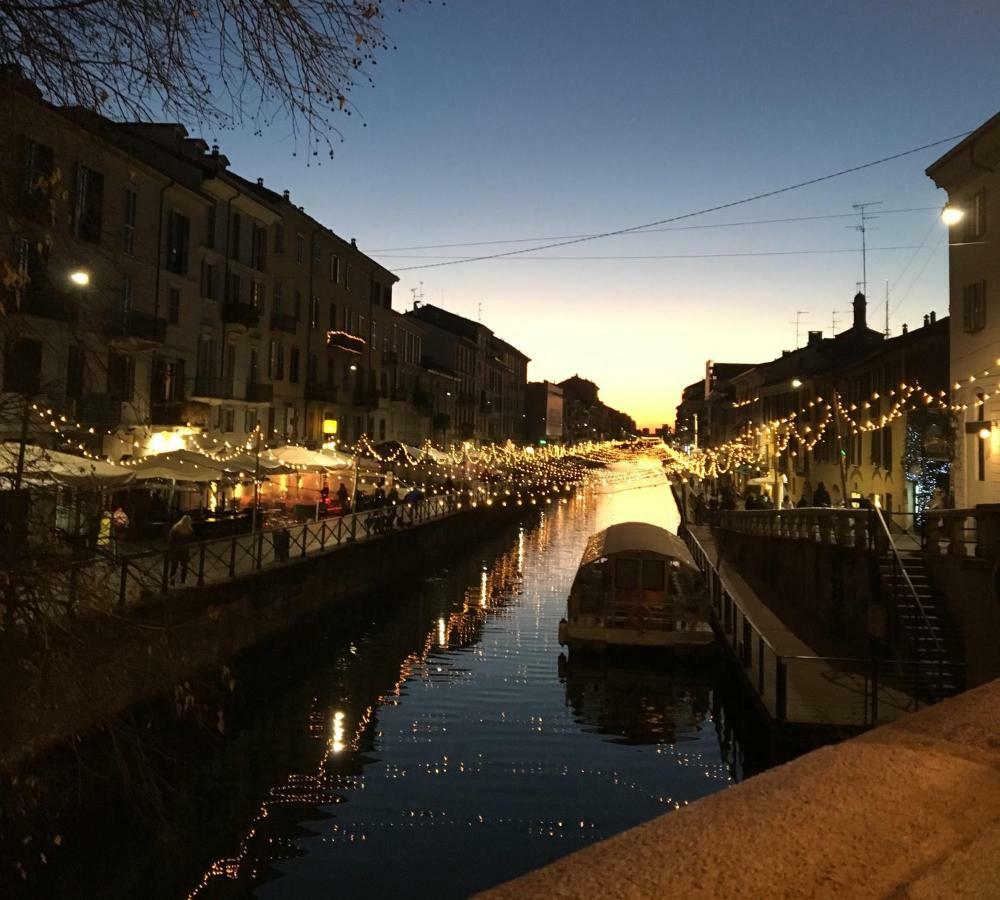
(850, 201, 882, 297)
(790, 311, 809, 348)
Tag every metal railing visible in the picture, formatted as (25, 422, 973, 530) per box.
(682, 525, 952, 728)
(37, 495, 463, 615)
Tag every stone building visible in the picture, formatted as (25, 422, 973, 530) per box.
(927, 114, 1000, 507)
(525, 381, 564, 444)
(558, 375, 635, 442)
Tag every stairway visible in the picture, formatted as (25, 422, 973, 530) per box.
(877, 551, 965, 704)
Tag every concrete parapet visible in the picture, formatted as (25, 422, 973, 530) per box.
(479, 679, 1000, 900)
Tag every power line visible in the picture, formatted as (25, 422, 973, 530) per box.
(371, 206, 939, 253)
(387, 132, 970, 272)
(376, 245, 924, 261)
(890, 232, 948, 318)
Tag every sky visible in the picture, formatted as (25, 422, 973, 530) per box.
(220, 0, 1000, 430)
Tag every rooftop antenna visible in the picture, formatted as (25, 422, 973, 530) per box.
(478, 300, 483, 323)
(884, 279, 890, 336)
(790, 310, 809, 348)
(850, 201, 882, 297)
(410, 281, 426, 310)
(831, 308, 852, 334)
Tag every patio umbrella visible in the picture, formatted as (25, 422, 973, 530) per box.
(128, 449, 230, 483)
(0, 442, 134, 489)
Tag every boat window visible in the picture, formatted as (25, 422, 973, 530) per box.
(615, 558, 639, 590)
(579, 564, 603, 613)
(642, 559, 665, 591)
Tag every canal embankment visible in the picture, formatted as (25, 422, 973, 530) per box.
(0, 501, 531, 769)
(479, 677, 1000, 900)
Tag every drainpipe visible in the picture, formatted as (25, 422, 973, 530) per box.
(150, 177, 174, 445)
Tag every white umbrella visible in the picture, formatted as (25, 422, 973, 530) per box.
(267, 444, 353, 472)
(0, 442, 133, 489)
(129, 449, 229, 483)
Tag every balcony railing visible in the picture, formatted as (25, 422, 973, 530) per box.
(351, 388, 380, 409)
(106, 309, 167, 344)
(305, 381, 339, 403)
(192, 375, 234, 400)
(413, 389, 433, 411)
(269, 311, 299, 334)
(326, 331, 366, 354)
(245, 381, 274, 403)
(77, 394, 125, 425)
(15, 290, 76, 322)
(382, 350, 399, 365)
(223, 301, 261, 328)
(150, 401, 187, 426)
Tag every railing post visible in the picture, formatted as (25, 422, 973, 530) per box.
(228, 537, 236, 578)
(320, 520, 327, 550)
(758, 636, 765, 694)
(118, 559, 127, 610)
(257, 531, 265, 569)
(775, 658, 787, 722)
(197, 542, 206, 586)
(301, 524, 308, 558)
(161, 553, 170, 593)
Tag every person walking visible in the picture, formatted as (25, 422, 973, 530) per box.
(167, 514, 195, 585)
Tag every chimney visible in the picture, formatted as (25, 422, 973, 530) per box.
(211, 143, 219, 156)
(807, 330, 822, 347)
(930, 310, 937, 323)
(256, 177, 263, 186)
(923, 314, 930, 327)
(351, 238, 357, 248)
(902, 323, 908, 335)
(853, 292, 867, 330)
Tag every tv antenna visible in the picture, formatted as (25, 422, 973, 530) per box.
(849, 201, 882, 297)
(410, 281, 425, 310)
(790, 310, 809, 348)
(831, 308, 852, 334)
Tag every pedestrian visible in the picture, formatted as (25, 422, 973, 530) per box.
(796, 494, 809, 508)
(336, 481, 349, 505)
(693, 491, 706, 525)
(443, 475, 456, 493)
(781, 494, 793, 510)
(167, 514, 195, 585)
(111, 505, 129, 557)
(812, 481, 831, 507)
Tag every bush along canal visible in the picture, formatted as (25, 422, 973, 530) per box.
(1, 465, 773, 899)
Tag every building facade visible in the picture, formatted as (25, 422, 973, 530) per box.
(559, 375, 636, 442)
(927, 114, 1000, 507)
(525, 381, 564, 444)
(0, 73, 484, 460)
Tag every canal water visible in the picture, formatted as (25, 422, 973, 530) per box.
(3, 463, 763, 899)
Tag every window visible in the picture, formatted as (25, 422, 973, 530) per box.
(329, 303, 337, 332)
(289, 347, 300, 384)
(295, 233, 304, 263)
(222, 407, 235, 433)
(66, 345, 85, 399)
(642, 559, 665, 591)
(196, 336, 215, 378)
(251, 222, 267, 270)
(268, 339, 284, 380)
(379, 418, 386, 441)
(107, 351, 134, 401)
(229, 272, 241, 304)
(121, 274, 133, 313)
(293, 289, 302, 320)
(307, 352, 318, 383)
(166, 210, 190, 274)
(274, 222, 284, 255)
(963, 281, 986, 333)
(273, 280, 284, 313)
(230, 212, 241, 261)
(615, 558, 639, 590)
(206, 202, 216, 250)
(249, 348, 260, 385)
(345, 263, 353, 291)
(123, 189, 137, 255)
(74, 165, 104, 243)
(250, 281, 264, 310)
(3, 338, 42, 395)
(970, 189, 987, 241)
(310, 296, 320, 329)
(383, 283, 392, 309)
(371, 280, 381, 304)
(882, 425, 893, 473)
(330, 254, 340, 282)
(200, 261, 217, 299)
(168, 287, 181, 325)
(22, 140, 54, 221)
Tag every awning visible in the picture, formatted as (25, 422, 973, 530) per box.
(128, 449, 230, 483)
(265, 444, 354, 472)
(0, 442, 134, 489)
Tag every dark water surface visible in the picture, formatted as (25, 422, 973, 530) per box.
(4, 465, 764, 899)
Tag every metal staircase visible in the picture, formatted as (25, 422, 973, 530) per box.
(874, 513, 965, 705)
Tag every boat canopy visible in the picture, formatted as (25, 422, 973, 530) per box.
(579, 522, 697, 570)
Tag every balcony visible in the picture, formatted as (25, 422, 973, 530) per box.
(106, 309, 167, 345)
(305, 381, 339, 403)
(245, 381, 273, 403)
(382, 350, 399, 365)
(351, 388, 380, 410)
(77, 394, 125, 426)
(14, 290, 77, 322)
(269, 311, 299, 334)
(413, 390, 434, 412)
(191, 375, 234, 401)
(326, 331, 366, 355)
(150, 401, 187, 426)
(223, 301, 261, 329)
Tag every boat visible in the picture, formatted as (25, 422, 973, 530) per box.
(558, 521, 713, 649)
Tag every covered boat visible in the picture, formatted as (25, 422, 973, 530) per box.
(558, 521, 712, 649)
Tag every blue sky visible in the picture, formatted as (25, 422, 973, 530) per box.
(221, 0, 1000, 428)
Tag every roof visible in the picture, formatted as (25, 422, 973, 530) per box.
(926, 111, 1000, 179)
(579, 522, 697, 569)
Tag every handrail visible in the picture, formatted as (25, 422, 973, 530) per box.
(871, 505, 946, 660)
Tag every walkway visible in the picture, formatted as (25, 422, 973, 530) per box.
(478, 678, 1000, 900)
(685, 525, 915, 728)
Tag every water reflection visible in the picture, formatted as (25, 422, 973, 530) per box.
(2, 463, 766, 900)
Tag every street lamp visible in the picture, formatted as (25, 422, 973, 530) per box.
(941, 205, 964, 226)
(791, 378, 803, 388)
(69, 269, 91, 286)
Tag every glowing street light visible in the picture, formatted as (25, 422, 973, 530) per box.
(69, 269, 90, 287)
(979, 427, 991, 440)
(941, 205, 964, 226)
(791, 378, 803, 388)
